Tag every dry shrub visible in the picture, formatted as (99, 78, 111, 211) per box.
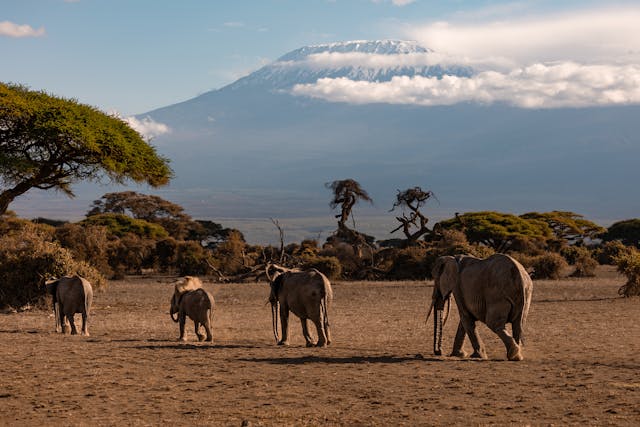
(570, 248, 598, 278)
(107, 233, 156, 278)
(615, 249, 640, 297)
(530, 252, 568, 280)
(388, 246, 429, 280)
(320, 242, 362, 278)
(301, 255, 342, 280)
(0, 224, 105, 309)
(595, 240, 632, 265)
(55, 223, 112, 277)
(211, 230, 247, 275)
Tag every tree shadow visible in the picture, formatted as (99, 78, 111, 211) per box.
(238, 354, 442, 365)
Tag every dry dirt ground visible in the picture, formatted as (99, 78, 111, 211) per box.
(1, 266, 639, 426)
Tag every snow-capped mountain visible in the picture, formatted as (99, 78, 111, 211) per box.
(228, 40, 473, 90)
(13, 40, 639, 243)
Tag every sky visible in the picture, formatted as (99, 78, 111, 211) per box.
(3, 0, 640, 118)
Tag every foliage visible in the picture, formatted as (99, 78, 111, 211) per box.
(521, 211, 605, 246)
(107, 233, 156, 278)
(175, 241, 212, 276)
(210, 230, 248, 275)
(0, 83, 172, 214)
(54, 223, 112, 277)
(603, 219, 640, 247)
(87, 191, 199, 239)
(437, 211, 552, 252)
(301, 255, 343, 280)
(569, 247, 598, 278)
(595, 240, 632, 265)
(0, 223, 104, 309)
(615, 249, 640, 297)
(529, 253, 568, 280)
(82, 213, 168, 239)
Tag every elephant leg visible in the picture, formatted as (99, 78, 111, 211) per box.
(278, 308, 290, 346)
(81, 312, 90, 336)
(203, 317, 213, 342)
(486, 306, 522, 361)
(493, 327, 522, 361)
(68, 314, 78, 335)
(58, 308, 67, 334)
(195, 321, 205, 341)
(301, 318, 314, 347)
(178, 314, 187, 341)
(450, 321, 468, 357)
(312, 317, 328, 347)
(461, 317, 486, 359)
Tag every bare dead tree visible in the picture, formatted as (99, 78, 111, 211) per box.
(270, 218, 285, 264)
(390, 186, 437, 244)
(325, 179, 372, 231)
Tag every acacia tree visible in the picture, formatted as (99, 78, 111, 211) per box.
(0, 83, 172, 214)
(325, 179, 372, 231)
(390, 186, 436, 244)
(520, 211, 605, 246)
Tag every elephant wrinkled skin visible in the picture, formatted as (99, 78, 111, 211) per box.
(429, 254, 533, 361)
(269, 269, 332, 347)
(45, 275, 93, 336)
(170, 276, 215, 342)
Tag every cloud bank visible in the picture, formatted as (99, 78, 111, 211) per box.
(290, 6, 640, 109)
(0, 21, 45, 38)
(124, 116, 171, 140)
(293, 62, 640, 109)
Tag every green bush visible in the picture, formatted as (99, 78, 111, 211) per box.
(615, 249, 640, 297)
(0, 224, 105, 309)
(595, 240, 631, 265)
(82, 213, 168, 239)
(176, 241, 211, 276)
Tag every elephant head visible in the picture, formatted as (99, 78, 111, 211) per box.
(427, 256, 458, 355)
(170, 276, 202, 323)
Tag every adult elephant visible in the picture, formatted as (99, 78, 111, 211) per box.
(268, 267, 332, 347)
(45, 275, 93, 336)
(428, 254, 533, 361)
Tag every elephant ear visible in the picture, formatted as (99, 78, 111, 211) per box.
(434, 256, 458, 298)
(45, 280, 59, 295)
(271, 273, 285, 294)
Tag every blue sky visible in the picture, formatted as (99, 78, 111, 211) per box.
(2, 0, 638, 116)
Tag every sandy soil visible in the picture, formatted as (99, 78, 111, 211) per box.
(1, 266, 639, 426)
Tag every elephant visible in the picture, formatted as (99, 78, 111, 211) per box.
(170, 276, 215, 342)
(428, 253, 533, 361)
(45, 275, 93, 336)
(268, 267, 332, 347)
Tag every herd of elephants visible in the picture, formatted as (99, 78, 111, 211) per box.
(45, 253, 533, 361)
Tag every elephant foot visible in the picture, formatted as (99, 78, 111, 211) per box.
(450, 349, 467, 358)
(305, 341, 315, 348)
(70, 330, 78, 335)
(470, 351, 486, 359)
(434, 350, 442, 356)
(277, 340, 289, 346)
(315, 341, 327, 348)
(205, 336, 213, 342)
(197, 334, 205, 341)
(82, 331, 90, 337)
(178, 337, 187, 342)
(507, 346, 523, 361)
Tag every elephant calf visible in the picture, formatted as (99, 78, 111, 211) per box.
(45, 275, 93, 336)
(170, 276, 215, 342)
(268, 267, 332, 347)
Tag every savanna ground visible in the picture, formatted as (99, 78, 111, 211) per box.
(1, 266, 639, 426)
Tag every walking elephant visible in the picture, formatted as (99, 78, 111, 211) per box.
(428, 254, 533, 361)
(170, 276, 215, 342)
(268, 267, 332, 347)
(45, 275, 93, 336)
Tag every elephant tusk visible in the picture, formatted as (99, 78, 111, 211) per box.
(271, 302, 280, 343)
(170, 310, 179, 323)
(442, 297, 451, 328)
(425, 299, 435, 324)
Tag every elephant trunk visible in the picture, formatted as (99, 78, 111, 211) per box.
(434, 307, 443, 356)
(271, 301, 280, 343)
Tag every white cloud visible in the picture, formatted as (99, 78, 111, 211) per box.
(291, 62, 640, 109)
(123, 116, 171, 140)
(406, 6, 640, 65)
(0, 21, 45, 38)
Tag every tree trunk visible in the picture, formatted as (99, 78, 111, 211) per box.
(0, 181, 37, 215)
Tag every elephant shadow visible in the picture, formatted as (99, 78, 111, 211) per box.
(239, 354, 443, 365)
(133, 343, 260, 351)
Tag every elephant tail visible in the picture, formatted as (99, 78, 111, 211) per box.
(321, 294, 330, 334)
